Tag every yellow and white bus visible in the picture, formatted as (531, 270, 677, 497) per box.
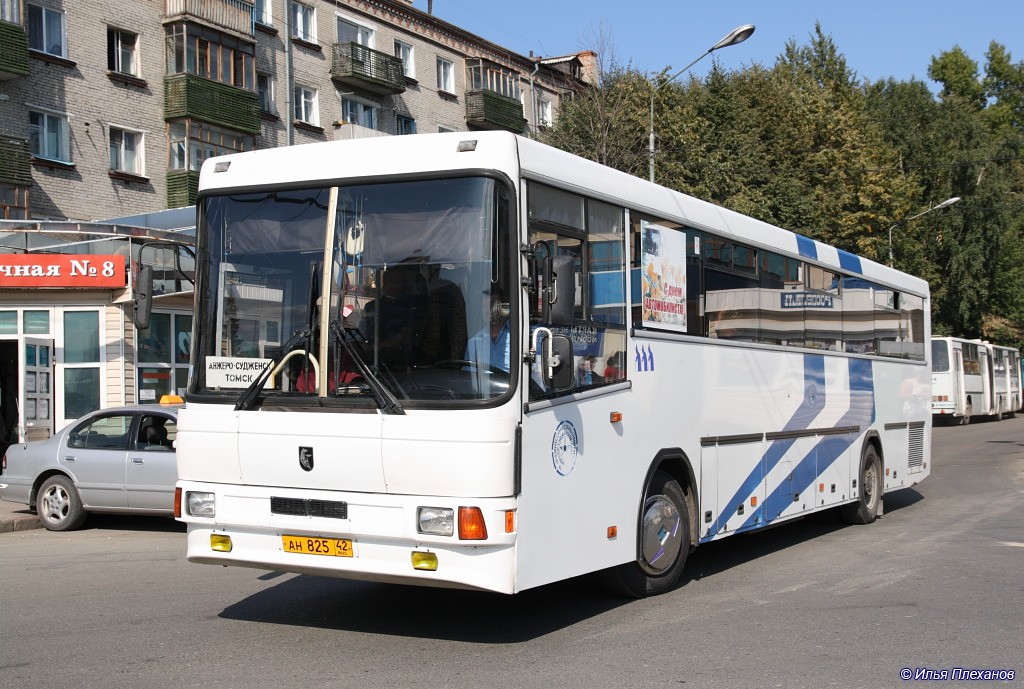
(174, 132, 931, 596)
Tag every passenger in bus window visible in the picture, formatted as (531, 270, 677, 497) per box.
(576, 355, 604, 387)
(603, 351, 624, 380)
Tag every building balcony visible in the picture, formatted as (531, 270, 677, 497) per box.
(164, 73, 260, 134)
(166, 170, 200, 208)
(0, 134, 31, 186)
(0, 21, 30, 80)
(330, 42, 405, 96)
(164, 0, 254, 39)
(464, 89, 527, 133)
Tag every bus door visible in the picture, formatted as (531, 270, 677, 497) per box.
(979, 348, 994, 415)
(953, 349, 965, 416)
(0, 336, 55, 445)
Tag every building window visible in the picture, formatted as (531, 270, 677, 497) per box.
(168, 120, 252, 171)
(337, 17, 372, 46)
(538, 98, 553, 127)
(137, 312, 192, 401)
(436, 57, 454, 93)
(290, 1, 315, 43)
(164, 24, 254, 90)
(254, 0, 271, 26)
(341, 97, 374, 129)
(107, 28, 138, 76)
(466, 58, 520, 99)
(110, 127, 144, 176)
(1, 0, 21, 24)
(294, 85, 318, 125)
(0, 184, 29, 220)
(28, 110, 69, 163)
(396, 115, 416, 135)
(27, 3, 64, 57)
(62, 310, 101, 421)
(257, 73, 275, 114)
(394, 40, 414, 79)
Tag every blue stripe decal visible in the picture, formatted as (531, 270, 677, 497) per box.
(796, 235, 818, 260)
(701, 354, 826, 542)
(735, 358, 876, 534)
(837, 249, 863, 274)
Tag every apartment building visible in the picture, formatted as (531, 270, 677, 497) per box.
(0, 0, 593, 222)
(0, 0, 591, 439)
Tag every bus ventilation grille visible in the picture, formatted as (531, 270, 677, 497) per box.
(271, 497, 349, 520)
(908, 421, 925, 468)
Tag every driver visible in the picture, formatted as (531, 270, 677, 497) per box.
(464, 291, 510, 373)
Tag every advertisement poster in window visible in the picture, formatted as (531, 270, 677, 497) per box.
(640, 221, 687, 332)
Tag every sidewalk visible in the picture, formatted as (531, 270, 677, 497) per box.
(0, 496, 42, 533)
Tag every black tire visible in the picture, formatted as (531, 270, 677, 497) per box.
(840, 444, 882, 525)
(598, 470, 690, 598)
(36, 475, 87, 531)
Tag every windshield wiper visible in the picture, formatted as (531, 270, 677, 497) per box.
(329, 320, 405, 415)
(234, 326, 311, 411)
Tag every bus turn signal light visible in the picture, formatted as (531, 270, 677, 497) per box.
(504, 510, 515, 533)
(458, 507, 488, 540)
(609, 411, 622, 423)
(173, 487, 182, 518)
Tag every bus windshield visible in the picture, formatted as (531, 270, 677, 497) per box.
(192, 176, 515, 405)
(931, 340, 950, 372)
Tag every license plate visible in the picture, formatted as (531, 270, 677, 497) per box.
(281, 535, 353, 557)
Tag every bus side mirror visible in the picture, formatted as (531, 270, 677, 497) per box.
(546, 334, 574, 391)
(548, 256, 574, 326)
(134, 265, 153, 330)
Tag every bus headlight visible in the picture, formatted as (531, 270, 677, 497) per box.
(187, 491, 216, 518)
(417, 507, 454, 536)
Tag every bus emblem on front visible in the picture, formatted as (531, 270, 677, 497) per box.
(299, 447, 314, 472)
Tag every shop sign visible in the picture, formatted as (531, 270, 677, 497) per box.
(0, 254, 127, 288)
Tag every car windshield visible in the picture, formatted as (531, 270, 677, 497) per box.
(192, 176, 515, 407)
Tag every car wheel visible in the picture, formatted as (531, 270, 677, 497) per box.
(36, 475, 87, 531)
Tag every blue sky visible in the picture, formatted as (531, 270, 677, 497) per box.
(425, 0, 1024, 87)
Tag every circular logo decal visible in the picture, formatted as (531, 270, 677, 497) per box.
(551, 420, 579, 477)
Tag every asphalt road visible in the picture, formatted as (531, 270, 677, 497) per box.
(1, 418, 1022, 689)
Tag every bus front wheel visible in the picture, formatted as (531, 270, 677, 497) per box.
(597, 470, 690, 598)
(840, 444, 882, 525)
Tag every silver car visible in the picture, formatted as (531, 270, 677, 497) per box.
(0, 404, 179, 531)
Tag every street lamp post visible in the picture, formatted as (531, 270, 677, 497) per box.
(648, 24, 755, 183)
(887, 196, 961, 267)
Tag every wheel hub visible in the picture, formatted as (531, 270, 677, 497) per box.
(640, 495, 682, 574)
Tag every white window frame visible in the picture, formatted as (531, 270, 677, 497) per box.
(436, 56, 454, 93)
(394, 39, 414, 79)
(290, 1, 315, 43)
(341, 97, 376, 129)
(293, 85, 318, 125)
(28, 107, 70, 163)
(257, 72, 275, 114)
(27, 2, 65, 58)
(254, 0, 272, 27)
(109, 125, 145, 177)
(107, 27, 139, 77)
(336, 14, 373, 47)
(538, 97, 553, 128)
(2, 0, 22, 24)
(56, 307, 106, 428)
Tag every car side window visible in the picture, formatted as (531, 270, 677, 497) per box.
(136, 414, 176, 452)
(67, 415, 132, 450)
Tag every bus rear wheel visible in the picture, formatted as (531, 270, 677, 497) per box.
(840, 444, 882, 525)
(597, 470, 690, 598)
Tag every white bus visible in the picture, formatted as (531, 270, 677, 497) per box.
(932, 338, 1021, 424)
(172, 132, 931, 597)
(990, 343, 1022, 418)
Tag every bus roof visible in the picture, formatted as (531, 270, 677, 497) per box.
(199, 131, 927, 296)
